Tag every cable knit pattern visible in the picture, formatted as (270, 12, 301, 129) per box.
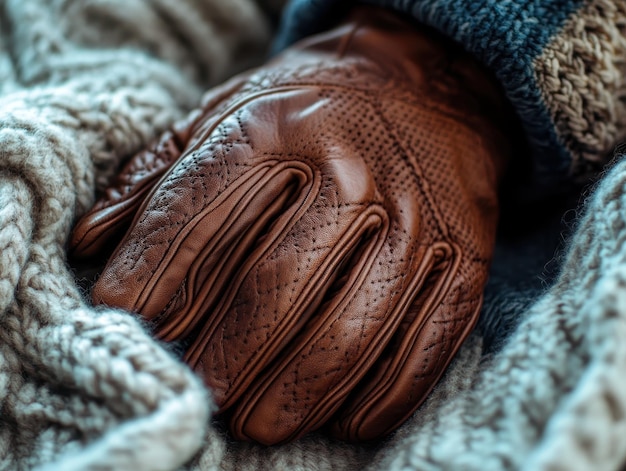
(4, 0, 626, 470)
(535, 0, 626, 179)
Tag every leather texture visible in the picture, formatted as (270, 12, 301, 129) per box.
(70, 7, 513, 445)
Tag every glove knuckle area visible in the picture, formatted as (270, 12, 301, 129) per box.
(91, 84, 372, 306)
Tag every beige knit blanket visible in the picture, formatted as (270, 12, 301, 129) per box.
(2, 1, 626, 469)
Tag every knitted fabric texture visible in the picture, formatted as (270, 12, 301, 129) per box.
(3, 0, 626, 470)
(275, 0, 626, 193)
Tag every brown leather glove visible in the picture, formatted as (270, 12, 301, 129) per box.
(70, 7, 514, 445)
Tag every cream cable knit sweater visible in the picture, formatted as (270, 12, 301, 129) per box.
(2, 1, 626, 470)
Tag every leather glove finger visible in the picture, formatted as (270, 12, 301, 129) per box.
(225, 240, 460, 445)
(330, 249, 479, 442)
(69, 75, 247, 259)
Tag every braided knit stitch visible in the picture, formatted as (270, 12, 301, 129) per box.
(536, 0, 626, 179)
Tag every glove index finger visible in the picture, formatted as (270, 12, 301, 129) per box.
(69, 74, 249, 260)
(331, 241, 465, 442)
(69, 130, 183, 259)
